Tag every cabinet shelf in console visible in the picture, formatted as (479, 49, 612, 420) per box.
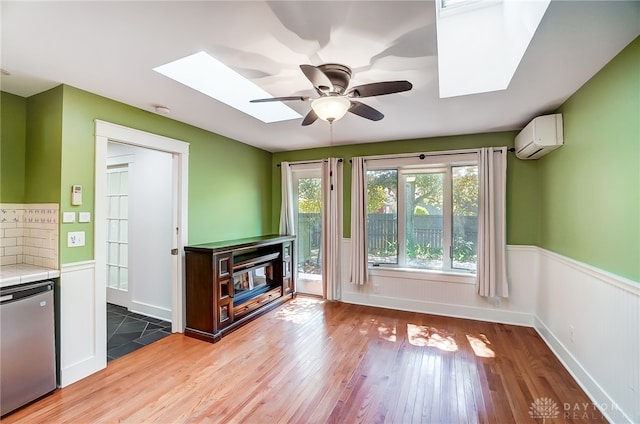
(233, 251, 280, 272)
(184, 234, 295, 343)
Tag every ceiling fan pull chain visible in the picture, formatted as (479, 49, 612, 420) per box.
(330, 121, 334, 145)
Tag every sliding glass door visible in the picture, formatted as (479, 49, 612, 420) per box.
(292, 166, 323, 296)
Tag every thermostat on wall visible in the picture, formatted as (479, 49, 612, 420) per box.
(71, 185, 83, 206)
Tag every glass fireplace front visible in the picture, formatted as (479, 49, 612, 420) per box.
(232, 263, 274, 306)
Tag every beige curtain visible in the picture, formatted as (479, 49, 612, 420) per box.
(279, 162, 294, 236)
(321, 158, 342, 300)
(476, 147, 509, 298)
(349, 157, 368, 285)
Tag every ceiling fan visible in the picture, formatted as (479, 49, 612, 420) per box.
(250, 63, 413, 126)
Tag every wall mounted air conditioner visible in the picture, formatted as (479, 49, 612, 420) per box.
(515, 113, 563, 160)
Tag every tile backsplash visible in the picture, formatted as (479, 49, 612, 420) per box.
(0, 203, 59, 269)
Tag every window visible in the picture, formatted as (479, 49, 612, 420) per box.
(366, 158, 478, 273)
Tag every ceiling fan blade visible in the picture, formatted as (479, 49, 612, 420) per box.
(300, 64, 333, 92)
(250, 96, 309, 103)
(346, 81, 413, 98)
(349, 101, 384, 121)
(301, 109, 318, 126)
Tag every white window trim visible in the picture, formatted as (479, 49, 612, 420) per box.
(369, 266, 476, 285)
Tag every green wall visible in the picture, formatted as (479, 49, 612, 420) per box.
(271, 132, 540, 245)
(0, 92, 27, 202)
(0, 88, 63, 204)
(538, 37, 639, 282)
(1, 85, 273, 265)
(24, 87, 63, 204)
(58, 85, 272, 264)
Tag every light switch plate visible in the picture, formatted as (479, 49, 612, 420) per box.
(62, 212, 76, 223)
(79, 212, 91, 223)
(68, 231, 85, 247)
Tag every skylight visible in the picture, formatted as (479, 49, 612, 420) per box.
(153, 52, 301, 123)
(436, 0, 550, 98)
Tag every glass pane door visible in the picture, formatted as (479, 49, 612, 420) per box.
(106, 165, 129, 302)
(293, 168, 323, 296)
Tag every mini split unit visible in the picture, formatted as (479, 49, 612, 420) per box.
(515, 113, 564, 160)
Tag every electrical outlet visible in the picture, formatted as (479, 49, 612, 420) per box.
(68, 231, 85, 247)
(569, 325, 575, 343)
(373, 284, 381, 294)
(494, 297, 501, 307)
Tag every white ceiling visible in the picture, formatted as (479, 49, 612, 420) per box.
(1, 1, 638, 153)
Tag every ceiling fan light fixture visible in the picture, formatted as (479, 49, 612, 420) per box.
(311, 96, 351, 123)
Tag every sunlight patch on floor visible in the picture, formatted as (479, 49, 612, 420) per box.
(466, 333, 495, 358)
(407, 323, 458, 351)
(377, 323, 397, 342)
(275, 296, 324, 324)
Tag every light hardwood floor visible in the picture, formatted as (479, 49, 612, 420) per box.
(3, 296, 606, 423)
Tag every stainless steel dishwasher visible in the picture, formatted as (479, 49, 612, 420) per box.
(0, 280, 57, 416)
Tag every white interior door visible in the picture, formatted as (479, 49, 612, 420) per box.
(292, 166, 323, 296)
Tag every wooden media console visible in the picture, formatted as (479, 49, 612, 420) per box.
(184, 235, 295, 343)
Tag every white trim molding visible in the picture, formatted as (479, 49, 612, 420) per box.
(95, 119, 189, 333)
(95, 120, 189, 154)
(538, 248, 640, 296)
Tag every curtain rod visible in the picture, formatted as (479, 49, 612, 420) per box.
(276, 158, 343, 167)
(348, 147, 515, 163)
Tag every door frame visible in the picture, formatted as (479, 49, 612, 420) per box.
(95, 120, 189, 333)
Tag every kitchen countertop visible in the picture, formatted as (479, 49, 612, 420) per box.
(0, 264, 60, 288)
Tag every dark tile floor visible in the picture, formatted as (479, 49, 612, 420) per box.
(107, 303, 172, 362)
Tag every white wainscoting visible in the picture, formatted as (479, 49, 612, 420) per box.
(338, 239, 639, 424)
(535, 248, 640, 424)
(340, 240, 537, 326)
(58, 261, 106, 387)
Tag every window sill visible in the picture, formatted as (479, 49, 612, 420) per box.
(368, 266, 476, 285)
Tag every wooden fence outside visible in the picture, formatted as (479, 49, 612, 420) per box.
(298, 213, 477, 261)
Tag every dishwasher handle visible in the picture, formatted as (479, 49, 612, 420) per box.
(0, 281, 54, 305)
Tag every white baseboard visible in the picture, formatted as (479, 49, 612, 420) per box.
(130, 300, 172, 322)
(341, 291, 534, 326)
